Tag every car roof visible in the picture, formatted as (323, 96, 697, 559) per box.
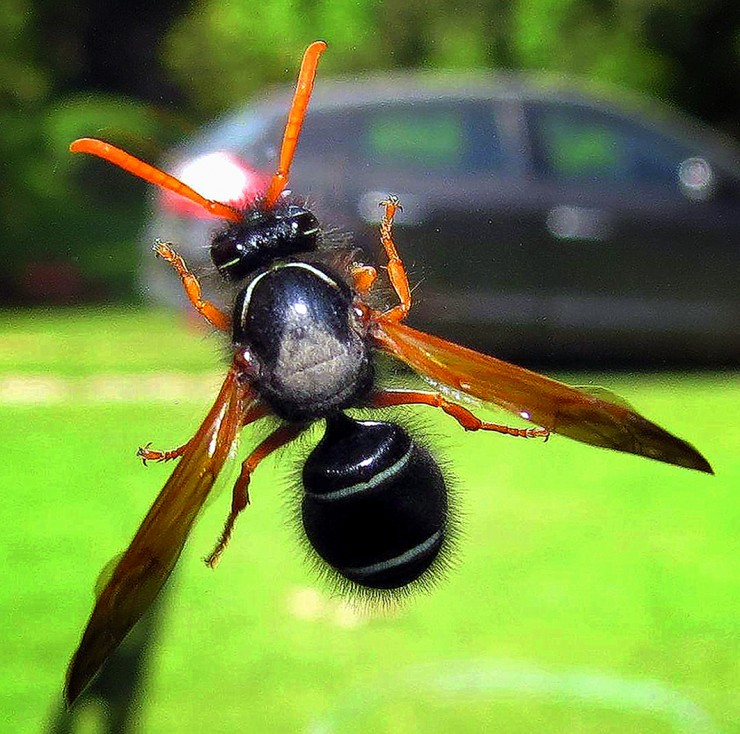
(228, 70, 628, 120)
(181, 70, 740, 176)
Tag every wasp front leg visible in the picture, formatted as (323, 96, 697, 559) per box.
(378, 196, 412, 322)
(154, 241, 230, 332)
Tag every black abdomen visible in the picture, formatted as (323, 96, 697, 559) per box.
(302, 413, 448, 590)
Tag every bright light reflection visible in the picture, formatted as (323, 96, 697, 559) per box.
(678, 157, 714, 200)
(179, 152, 251, 203)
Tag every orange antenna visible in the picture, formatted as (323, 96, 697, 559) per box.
(263, 40, 328, 209)
(69, 138, 242, 222)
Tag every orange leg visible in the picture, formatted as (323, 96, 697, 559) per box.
(138, 402, 271, 465)
(137, 440, 190, 465)
(154, 241, 230, 332)
(368, 389, 550, 439)
(205, 421, 306, 568)
(378, 196, 412, 321)
(350, 264, 378, 295)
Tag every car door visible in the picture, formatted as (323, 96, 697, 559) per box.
(521, 99, 740, 361)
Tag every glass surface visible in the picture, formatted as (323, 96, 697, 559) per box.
(528, 102, 696, 192)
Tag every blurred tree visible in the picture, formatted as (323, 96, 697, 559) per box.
(509, 0, 674, 95)
(644, 0, 740, 135)
(0, 0, 56, 301)
(162, 0, 740, 137)
(163, 0, 518, 116)
(164, 0, 387, 117)
(0, 0, 191, 304)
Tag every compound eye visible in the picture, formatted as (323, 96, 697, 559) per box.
(211, 229, 254, 281)
(298, 210, 320, 231)
(291, 210, 320, 250)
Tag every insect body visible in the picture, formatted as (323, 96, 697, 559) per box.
(211, 203, 321, 282)
(65, 40, 712, 706)
(303, 413, 448, 590)
(231, 260, 374, 421)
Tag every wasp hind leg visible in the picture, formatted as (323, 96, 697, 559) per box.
(205, 422, 306, 568)
(368, 389, 551, 439)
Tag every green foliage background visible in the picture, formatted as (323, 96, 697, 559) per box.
(0, 0, 738, 303)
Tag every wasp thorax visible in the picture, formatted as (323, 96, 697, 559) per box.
(302, 413, 448, 590)
(211, 204, 320, 281)
(231, 263, 373, 422)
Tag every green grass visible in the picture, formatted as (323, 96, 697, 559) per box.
(0, 306, 220, 375)
(1, 308, 738, 733)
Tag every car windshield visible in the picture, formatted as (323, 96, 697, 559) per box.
(188, 109, 276, 168)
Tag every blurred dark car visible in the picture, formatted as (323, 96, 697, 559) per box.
(141, 72, 740, 364)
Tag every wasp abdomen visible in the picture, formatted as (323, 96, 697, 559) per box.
(302, 413, 448, 590)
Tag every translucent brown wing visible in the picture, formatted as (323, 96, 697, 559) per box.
(371, 316, 712, 474)
(65, 366, 254, 705)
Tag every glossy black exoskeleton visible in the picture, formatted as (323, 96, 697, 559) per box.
(202, 145, 447, 590)
(223, 234, 447, 589)
(302, 414, 448, 589)
(231, 260, 374, 422)
(211, 203, 320, 282)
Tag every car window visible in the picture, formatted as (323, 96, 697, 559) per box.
(298, 101, 510, 174)
(527, 102, 695, 192)
(365, 107, 465, 169)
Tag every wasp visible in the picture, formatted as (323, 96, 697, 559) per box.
(65, 41, 712, 705)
